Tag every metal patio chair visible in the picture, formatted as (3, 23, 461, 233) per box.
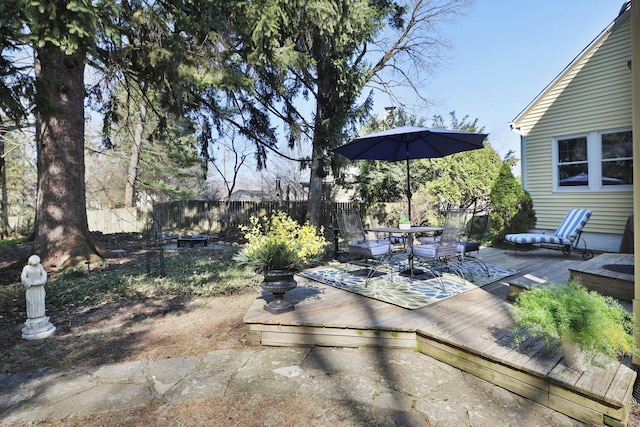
(409, 209, 469, 288)
(336, 209, 396, 284)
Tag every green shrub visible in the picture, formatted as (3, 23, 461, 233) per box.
(489, 162, 536, 242)
(512, 279, 638, 364)
(0, 237, 26, 248)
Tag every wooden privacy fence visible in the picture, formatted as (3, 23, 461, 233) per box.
(86, 206, 152, 233)
(152, 201, 355, 235)
(10, 201, 402, 236)
(9, 202, 491, 240)
(81, 201, 398, 235)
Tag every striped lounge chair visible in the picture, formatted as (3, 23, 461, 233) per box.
(504, 208, 594, 260)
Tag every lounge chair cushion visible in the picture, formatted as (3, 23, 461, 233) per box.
(504, 233, 566, 245)
(505, 208, 592, 245)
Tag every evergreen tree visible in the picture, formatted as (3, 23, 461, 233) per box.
(0, 0, 252, 268)
(241, 0, 469, 225)
(421, 113, 501, 210)
(489, 161, 536, 242)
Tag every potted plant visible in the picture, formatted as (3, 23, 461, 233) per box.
(399, 213, 411, 230)
(512, 279, 638, 370)
(234, 211, 328, 314)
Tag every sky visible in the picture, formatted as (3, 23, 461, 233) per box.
(368, 0, 627, 160)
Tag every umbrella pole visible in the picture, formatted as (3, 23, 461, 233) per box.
(406, 156, 412, 222)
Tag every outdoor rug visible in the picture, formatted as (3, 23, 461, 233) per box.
(299, 258, 517, 310)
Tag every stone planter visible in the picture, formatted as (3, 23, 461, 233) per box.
(261, 270, 297, 314)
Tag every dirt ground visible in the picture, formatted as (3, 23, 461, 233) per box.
(1, 237, 640, 426)
(0, 237, 403, 426)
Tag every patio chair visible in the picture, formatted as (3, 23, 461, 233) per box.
(504, 208, 593, 260)
(416, 210, 490, 279)
(455, 211, 491, 278)
(459, 213, 489, 256)
(336, 209, 397, 284)
(409, 209, 469, 287)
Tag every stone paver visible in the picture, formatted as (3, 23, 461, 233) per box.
(0, 348, 586, 426)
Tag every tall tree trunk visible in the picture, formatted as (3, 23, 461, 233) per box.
(307, 60, 338, 226)
(307, 143, 324, 226)
(32, 44, 103, 270)
(124, 98, 147, 208)
(0, 121, 8, 238)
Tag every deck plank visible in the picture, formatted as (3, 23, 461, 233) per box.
(575, 365, 622, 406)
(243, 246, 636, 426)
(606, 363, 637, 406)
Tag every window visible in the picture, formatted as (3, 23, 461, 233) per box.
(557, 137, 588, 187)
(601, 130, 632, 186)
(553, 129, 632, 191)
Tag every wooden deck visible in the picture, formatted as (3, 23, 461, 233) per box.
(243, 247, 637, 426)
(570, 253, 634, 302)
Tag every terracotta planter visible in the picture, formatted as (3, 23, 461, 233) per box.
(261, 270, 297, 314)
(560, 340, 588, 371)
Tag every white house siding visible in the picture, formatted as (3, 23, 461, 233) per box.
(512, 13, 632, 246)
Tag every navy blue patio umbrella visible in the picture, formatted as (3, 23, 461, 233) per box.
(333, 125, 488, 221)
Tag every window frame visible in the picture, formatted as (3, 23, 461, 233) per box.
(552, 128, 633, 192)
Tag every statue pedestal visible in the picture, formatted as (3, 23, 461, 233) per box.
(22, 316, 56, 340)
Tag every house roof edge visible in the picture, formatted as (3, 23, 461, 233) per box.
(510, 2, 632, 129)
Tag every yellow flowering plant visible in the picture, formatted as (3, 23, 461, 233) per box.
(234, 211, 328, 273)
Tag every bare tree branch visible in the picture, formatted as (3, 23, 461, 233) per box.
(366, 0, 471, 105)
